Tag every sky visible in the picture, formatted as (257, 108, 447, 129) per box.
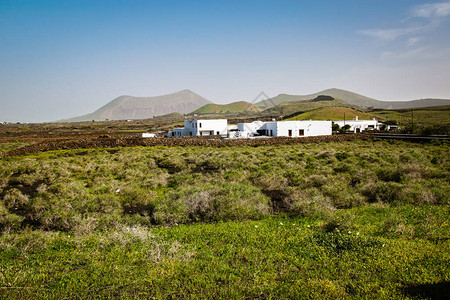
(1, 0, 450, 122)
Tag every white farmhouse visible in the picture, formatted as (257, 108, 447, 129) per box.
(168, 119, 228, 137)
(142, 133, 156, 138)
(334, 116, 380, 133)
(236, 120, 332, 138)
(169, 119, 332, 138)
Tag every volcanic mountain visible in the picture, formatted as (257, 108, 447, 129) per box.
(256, 88, 450, 110)
(60, 90, 212, 122)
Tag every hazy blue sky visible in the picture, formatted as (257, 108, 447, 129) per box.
(1, 0, 450, 122)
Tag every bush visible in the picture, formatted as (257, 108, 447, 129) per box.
(119, 188, 156, 217)
(154, 183, 271, 224)
(0, 203, 23, 232)
(376, 167, 404, 182)
(321, 213, 355, 233)
(361, 181, 403, 204)
(287, 189, 336, 218)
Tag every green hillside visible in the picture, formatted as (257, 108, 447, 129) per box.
(192, 101, 262, 115)
(370, 105, 450, 126)
(257, 88, 380, 109)
(287, 106, 376, 121)
(264, 97, 360, 117)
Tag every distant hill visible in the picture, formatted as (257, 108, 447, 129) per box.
(286, 107, 375, 121)
(154, 112, 185, 120)
(59, 90, 211, 122)
(263, 96, 360, 117)
(256, 88, 450, 110)
(191, 101, 262, 115)
(286, 105, 450, 126)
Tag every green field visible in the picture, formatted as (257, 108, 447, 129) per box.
(0, 140, 449, 298)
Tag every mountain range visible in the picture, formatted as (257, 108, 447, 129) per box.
(60, 88, 450, 122)
(256, 88, 450, 110)
(60, 90, 211, 122)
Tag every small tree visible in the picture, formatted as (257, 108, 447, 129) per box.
(339, 124, 351, 134)
(332, 122, 340, 132)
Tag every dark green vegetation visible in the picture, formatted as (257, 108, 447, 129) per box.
(0, 140, 449, 298)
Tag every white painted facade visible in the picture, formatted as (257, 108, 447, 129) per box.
(168, 119, 228, 137)
(334, 117, 380, 133)
(142, 133, 156, 138)
(236, 120, 332, 137)
(169, 119, 332, 138)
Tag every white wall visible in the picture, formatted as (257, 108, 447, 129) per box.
(142, 133, 156, 138)
(169, 119, 228, 137)
(335, 119, 378, 132)
(274, 121, 331, 137)
(237, 121, 265, 135)
(170, 119, 332, 138)
(235, 120, 331, 137)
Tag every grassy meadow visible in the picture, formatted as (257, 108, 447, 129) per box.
(0, 139, 449, 298)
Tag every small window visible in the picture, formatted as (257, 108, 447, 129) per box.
(288, 129, 292, 137)
(199, 123, 202, 128)
(216, 131, 219, 135)
(189, 132, 192, 136)
(299, 129, 304, 136)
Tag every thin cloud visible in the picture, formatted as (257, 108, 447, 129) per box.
(411, 2, 450, 18)
(408, 37, 421, 47)
(381, 46, 429, 60)
(381, 45, 450, 61)
(358, 27, 419, 40)
(359, 1, 450, 41)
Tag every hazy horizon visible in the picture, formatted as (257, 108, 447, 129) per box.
(1, 0, 450, 122)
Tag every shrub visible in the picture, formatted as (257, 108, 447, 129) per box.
(376, 167, 404, 182)
(2, 188, 30, 210)
(0, 203, 23, 232)
(321, 213, 355, 233)
(119, 188, 156, 217)
(322, 182, 366, 209)
(154, 183, 271, 224)
(287, 189, 336, 218)
(305, 174, 328, 188)
(361, 181, 403, 204)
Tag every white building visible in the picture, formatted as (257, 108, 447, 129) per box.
(334, 117, 380, 133)
(168, 119, 228, 137)
(142, 133, 156, 138)
(236, 120, 332, 138)
(169, 119, 332, 138)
